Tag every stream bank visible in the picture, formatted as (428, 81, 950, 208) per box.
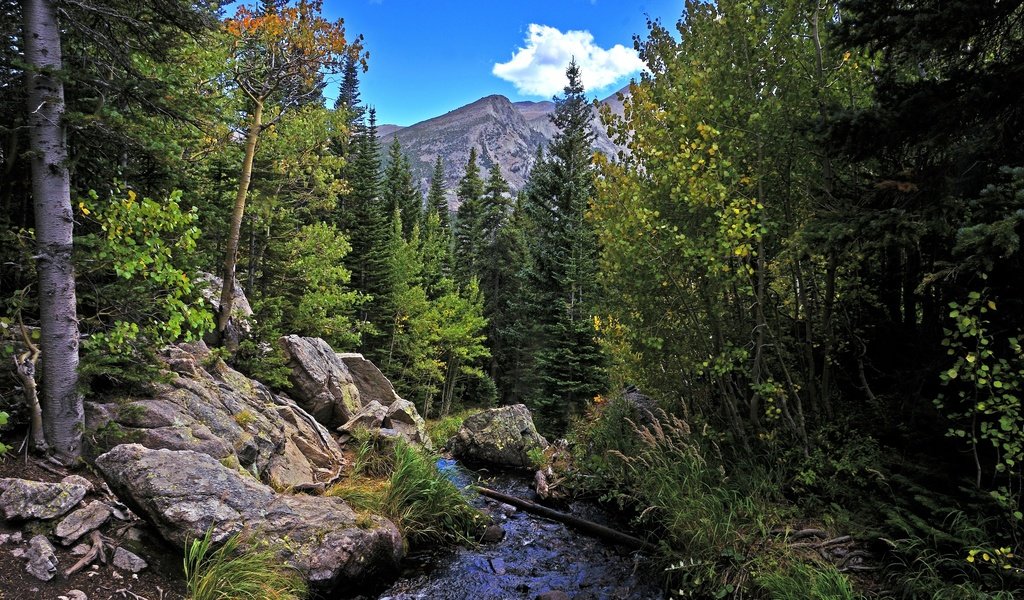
(359, 459, 665, 600)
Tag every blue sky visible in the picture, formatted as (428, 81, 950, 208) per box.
(318, 0, 682, 126)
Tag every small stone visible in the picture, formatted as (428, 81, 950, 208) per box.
(489, 557, 506, 575)
(61, 591, 88, 600)
(0, 533, 9, 545)
(10, 531, 23, 543)
(536, 592, 570, 600)
(112, 546, 148, 573)
(11, 547, 26, 558)
(71, 543, 91, 556)
(55, 501, 113, 545)
(123, 526, 146, 542)
(480, 524, 505, 544)
(24, 535, 58, 581)
(61, 475, 95, 494)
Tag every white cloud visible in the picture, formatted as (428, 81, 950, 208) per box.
(493, 24, 645, 97)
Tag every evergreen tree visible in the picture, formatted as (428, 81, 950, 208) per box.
(382, 137, 422, 238)
(341, 108, 393, 353)
(426, 155, 452, 232)
(453, 147, 486, 282)
(519, 61, 606, 430)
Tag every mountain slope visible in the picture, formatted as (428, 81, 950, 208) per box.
(379, 86, 629, 208)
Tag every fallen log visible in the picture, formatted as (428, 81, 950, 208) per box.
(472, 486, 656, 552)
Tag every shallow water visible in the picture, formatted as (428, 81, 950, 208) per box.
(369, 459, 665, 600)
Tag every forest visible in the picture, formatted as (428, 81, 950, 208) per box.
(1, 0, 1023, 598)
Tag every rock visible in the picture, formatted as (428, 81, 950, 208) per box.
(0, 478, 87, 520)
(536, 592, 570, 600)
(197, 272, 253, 347)
(11, 547, 25, 558)
(337, 353, 402, 406)
(71, 543, 91, 556)
(60, 475, 94, 494)
(62, 591, 88, 600)
(112, 547, 148, 573)
(85, 342, 345, 489)
(339, 400, 389, 435)
(24, 535, 58, 581)
(96, 444, 403, 592)
(451, 405, 549, 469)
(480, 524, 505, 544)
(280, 336, 362, 428)
(55, 501, 113, 545)
(622, 385, 659, 428)
(489, 557, 506, 575)
(384, 399, 432, 449)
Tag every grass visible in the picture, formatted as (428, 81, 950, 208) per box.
(756, 559, 861, 600)
(184, 528, 307, 600)
(425, 410, 473, 449)
(328, 436, 485, 546)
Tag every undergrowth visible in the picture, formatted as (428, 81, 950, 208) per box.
(184, 528, 307, 600)
(328, 436, 484, 546)
(425, 410, 472, 449)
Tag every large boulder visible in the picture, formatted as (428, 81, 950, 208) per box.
(85, 342, 344, 489)
(96, 444, 403, 592)
(337, 353, 402, 406)
(0, 478, 87, 521)
(279, 335, 361, 428)
(451, 405, 549, 469)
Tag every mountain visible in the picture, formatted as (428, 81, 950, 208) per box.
(378, 86, 629, 208)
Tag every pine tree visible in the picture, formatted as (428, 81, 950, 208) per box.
(341, 108, 393, 353)
(426, 155, 451, 232)
(453, 147, 485, 283)
(518, 61, 606, 430)
(381, 137, 422, 238)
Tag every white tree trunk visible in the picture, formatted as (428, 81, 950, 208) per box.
(22, 0, 83, 463)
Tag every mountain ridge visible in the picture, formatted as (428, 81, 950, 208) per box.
(378, 86, 629, 207)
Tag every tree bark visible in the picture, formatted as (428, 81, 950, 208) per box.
(22, 0, 83, 464)
(217, 99, 263, 343)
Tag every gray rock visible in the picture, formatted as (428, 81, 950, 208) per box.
(480, 524, 505, 544)
(384, 399, 432, 449)
(24, 535, 58, 581)
(62, 591, 88, 600)
(0, 478, 87, 520)
(71, 543, 91, 556)
(280, 336, 362, 428)
(85, 342, 345, 490)
(96, 444, 403, 592)
(339, 400, 389, 434)
(451, 405, 549, 469)
(197, 272, 253, 347)
(112, 547, 148, 573)
(60, 475, 94, 494)
(536, 592, 569, 600)
(55, 501, 113, 545)
(337, 353, 402, 406)
(10, 547, 25, 558)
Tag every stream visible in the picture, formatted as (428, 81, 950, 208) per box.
(362, 459, 666, 600)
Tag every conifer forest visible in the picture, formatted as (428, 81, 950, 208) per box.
(1, 1, 1023, 598)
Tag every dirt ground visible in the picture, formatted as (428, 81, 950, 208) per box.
(0, 454, 188, 600)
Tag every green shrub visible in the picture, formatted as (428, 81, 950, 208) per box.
(0, 411, 10, 455)
(184, 528, 307, 600)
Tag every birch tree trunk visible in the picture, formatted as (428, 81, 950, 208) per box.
(22, 0, 83, 463)
(217, 99, 263, 345)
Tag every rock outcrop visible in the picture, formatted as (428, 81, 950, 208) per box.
(282, 337, 432, 448)
(451, 405, 549, 469)
(279, 335, 362, 428)
(85, 342, 344, 489)
(96, 444, 403, 591)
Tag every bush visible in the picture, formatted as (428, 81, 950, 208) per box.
(184, 528, 307, 600)
(328, 438, 485, 546)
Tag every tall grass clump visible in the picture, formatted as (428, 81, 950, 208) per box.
(755, 560, 861, 599)
(184, 529, 307, 600)
(328, 436, 484, 546)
